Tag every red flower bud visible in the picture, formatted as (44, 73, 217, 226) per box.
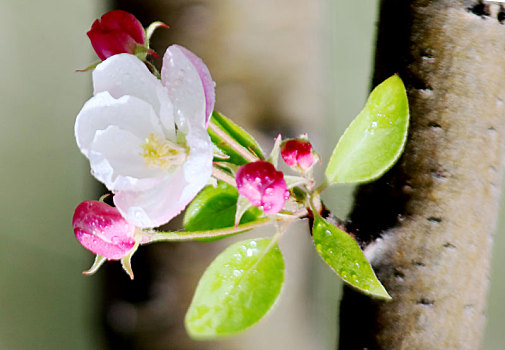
(87, 10, 146, 60)
(236, 160, 290, 214)
(281, 139, 318, 170)
(73, 201, 136, 260)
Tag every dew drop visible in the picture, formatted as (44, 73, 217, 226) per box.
(284, 190, 290, 199)
(265, 188, 273, 195)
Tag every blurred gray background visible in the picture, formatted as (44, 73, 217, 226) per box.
(0, 0, 503, 349)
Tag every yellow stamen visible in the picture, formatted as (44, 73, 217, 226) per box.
(140, 133, 187, 169)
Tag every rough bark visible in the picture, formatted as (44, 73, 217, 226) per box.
(339, 1, 505, 349)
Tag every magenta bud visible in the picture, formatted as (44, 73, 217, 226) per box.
(87, 10, 147, 61)
(73, 201, 136, 260)
(281, 139, 318, 170)
(236, 160, 290, 214)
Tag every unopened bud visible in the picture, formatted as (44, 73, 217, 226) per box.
(281, 138, 318, 170)
(235, 160, 290, 214)
(73, 200, 136, 260)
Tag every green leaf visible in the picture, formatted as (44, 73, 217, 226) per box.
(183, 181, 262, 233)
(312, 215, 390, 299)
(185, 238, 285, 339)
(209, 111, 264, 165)
(325, 75, 409, 184)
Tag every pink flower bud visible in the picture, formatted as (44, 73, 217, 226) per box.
(281, 139, 318, 170)
(73, 200, 136, 260)
(236, 160, 290, 214)
(87, 10, 146, 60)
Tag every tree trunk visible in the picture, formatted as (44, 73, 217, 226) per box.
(339, 1, 505, 349)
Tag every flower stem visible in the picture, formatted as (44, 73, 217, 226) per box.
(140, 217, 272, 244)
(208, 120, 258, 163)
(315, 179, 328, 194)
(212, 166, 236, 187)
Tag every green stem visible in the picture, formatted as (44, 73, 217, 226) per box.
(140, 217, 272, 244)
(314, 179, 329, 195)
(248, 215, 293, 272)
(212, 166, 236, 187)
(208, 120, 258, 163)
(307, 191, 323, 218)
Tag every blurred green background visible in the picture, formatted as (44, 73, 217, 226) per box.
(0, 0, 503, 349)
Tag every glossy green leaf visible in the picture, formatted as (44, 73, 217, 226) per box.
(209, 111, 264, 165)
(184, 181, 262, 232)
(185, 238, 285, 339)
(326, 75, 409, 184)
(312, 215, 390, 299)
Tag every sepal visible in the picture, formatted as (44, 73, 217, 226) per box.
(121, 242, 140, 280)
(82, 255, 107, 275)
(267, 134, 282, 167)
(235, 195, 253, 227)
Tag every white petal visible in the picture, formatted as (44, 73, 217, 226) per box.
(89, 126, 166, 191)
(181, 125, 214, 203)
(174, 45, 216, 125)
(93, 54, 176, 139)
(114, 169, 186, 228)
(161, 45, 206, 133)
(75, 92, 165, 155)
(113, 126, 213, 228)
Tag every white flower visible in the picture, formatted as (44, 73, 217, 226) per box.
(75, 45, 215, 228)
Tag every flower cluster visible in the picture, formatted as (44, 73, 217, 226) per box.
(74, 11, 215, 260)
(73, 10, 318, 272)
(68, 8, 406, 340)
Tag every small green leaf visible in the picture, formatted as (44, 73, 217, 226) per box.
(209, 111, 264, 165)
(185, 238, 285, 339)
(312, 215, 390, 299)
(184, 181, 262, 232)
(326, 75, 409, 184)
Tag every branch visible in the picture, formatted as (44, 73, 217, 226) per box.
(338, 0, 505, 348)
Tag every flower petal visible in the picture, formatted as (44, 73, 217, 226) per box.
(89, 126, 166, 191)
(161, 45, 207, 132)
(75, 91, 165, 154)
(174, 45, 215, 125)
(93, 54, 175, 139)
(113, 126, 213, 228)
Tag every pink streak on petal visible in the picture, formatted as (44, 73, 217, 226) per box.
(173, 45, 215, 126)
